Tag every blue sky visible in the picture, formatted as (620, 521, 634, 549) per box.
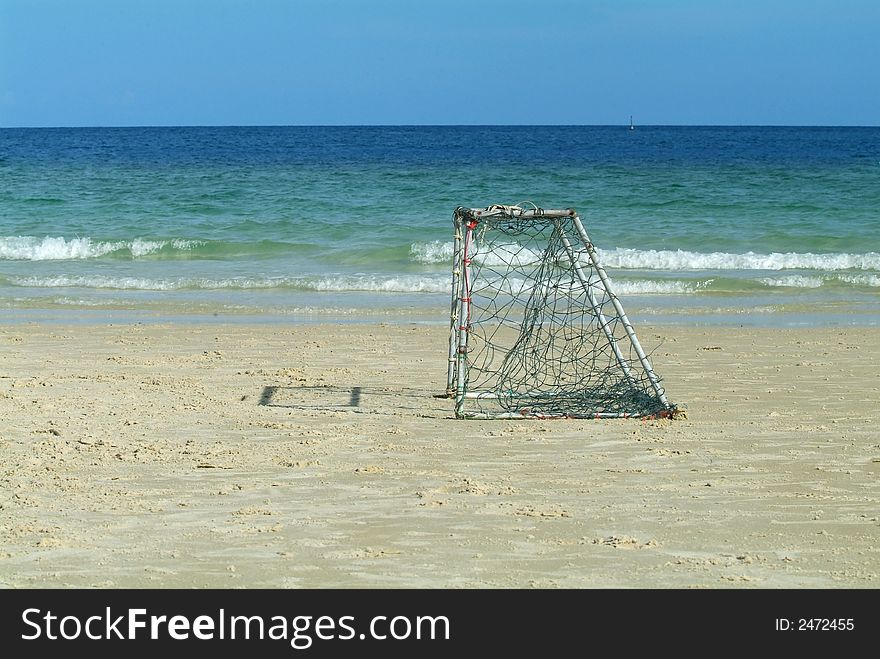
(1, 0, 877, 126)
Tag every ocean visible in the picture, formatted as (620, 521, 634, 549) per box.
(1, 125, 878, 326)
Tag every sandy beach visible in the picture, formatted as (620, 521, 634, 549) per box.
(0, 320, 878, 588)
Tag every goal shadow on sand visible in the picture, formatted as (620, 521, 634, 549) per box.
(258, 385, 448, 418)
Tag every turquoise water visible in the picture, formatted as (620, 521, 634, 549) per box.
(1, 126, 878, 325)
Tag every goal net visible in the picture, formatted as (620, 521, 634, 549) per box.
(446, 203, 678, 420)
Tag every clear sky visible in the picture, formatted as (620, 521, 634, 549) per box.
(1, 0, 877, 127)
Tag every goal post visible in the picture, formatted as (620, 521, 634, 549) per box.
(446, 203, 679, 420)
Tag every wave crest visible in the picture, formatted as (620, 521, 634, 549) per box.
(410, 241, 880, 271)
(7, 273, 451, 293)
(600, 248, 880, 271)
(0, 236, 204, 261)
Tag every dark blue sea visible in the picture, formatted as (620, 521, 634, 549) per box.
(1, 125, 879, 325)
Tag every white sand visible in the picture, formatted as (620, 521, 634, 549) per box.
(0, 321, 877, 587)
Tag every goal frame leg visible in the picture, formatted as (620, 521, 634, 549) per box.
(453, 217, 476, 418)
(446, 212, 464, 397)
(571, 215, 671, 410)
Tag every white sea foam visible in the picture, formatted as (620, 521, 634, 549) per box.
(410, 241, 453, 264)
(128, 238, 203, 257)
(611, 280, 704, 295)
(0, 236, 203, 260)
(304, 275, 698, 295)
(410, 241, 880, 272)
(306, 275, 449, 293)
(11, 275, 183, 290)
(9, 273, 451, 294)
(13, 275, 307, 291)
(8, 270, 873, 296)
(53, 297, 118, 307)
(598, 248, 880, 271)
(760, 273, 880, 288)
(410, 240, 542, 266)
(837, 273, 880, 287)
(0, 236, 117, 260)
(759, 275, 825, 289)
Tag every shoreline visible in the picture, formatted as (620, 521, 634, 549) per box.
(1, 298, 879, 329)
(1, 320, 878, 588)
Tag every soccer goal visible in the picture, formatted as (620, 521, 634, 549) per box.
(445, 203, 679, 420)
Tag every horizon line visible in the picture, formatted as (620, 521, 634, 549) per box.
(2, 123, 878, 129)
